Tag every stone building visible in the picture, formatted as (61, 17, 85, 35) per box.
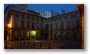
(4, 4, 82, 42)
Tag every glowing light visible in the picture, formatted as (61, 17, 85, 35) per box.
(31, 31, 36, 36)
(7, 24, 11, 28)
(7, 24, 10, 27)
(7, 15, 12, 28)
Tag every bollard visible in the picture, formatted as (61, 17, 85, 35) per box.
(40, 42, 42, 47)
(48, 43, 50, 49)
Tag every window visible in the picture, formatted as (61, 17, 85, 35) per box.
(27, 16, 29, 20)
(67, 15, 71, 20)
(44, 13, 45, 16)
(21, 15, 24, 19)
(15, 21, 18, 28)
(66, 20, 70, 28)
(75, 13, 80, 18)
(41, 18, 43, 22)
(60, 32, 64, 40)
(46, 20, 49, 24)
(21, 8, 23, 11)
(60, 16, 64, 20)
(27, 31, 29, 37)
(32, 22, 35, 29)
(36, 18, 38, 21)
(50, 24, 53, 30)
(77, 13, 80, 18)
(41, 24, 44, 30)
(55, 23, 58, 29)
(60, 22, 64, 29)
(46, 24, 49, 30)
(21, 21, 24, 28)
(15, 13, 19, 18)
(55, 18, 58, 21)
(76, 19, 80, 27)
(32, 17, 34, 21)
(27, 22, 30, 29)
(62, 16, 64, 20)
(36, 23, 39, 29)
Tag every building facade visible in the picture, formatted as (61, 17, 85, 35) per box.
(4, 4, 82, 42)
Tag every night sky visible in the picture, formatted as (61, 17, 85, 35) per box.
(4, 4, 77, 14)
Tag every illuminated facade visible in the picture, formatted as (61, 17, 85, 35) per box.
(4, 4, 82, 43)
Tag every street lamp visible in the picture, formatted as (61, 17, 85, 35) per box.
(7, 24, 10, 27)
(7, 24, 12, 28)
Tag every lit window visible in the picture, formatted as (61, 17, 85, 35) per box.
(27, 31, 29, 37)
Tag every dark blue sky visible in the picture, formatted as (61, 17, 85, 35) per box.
(4, 4, 76, 14)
